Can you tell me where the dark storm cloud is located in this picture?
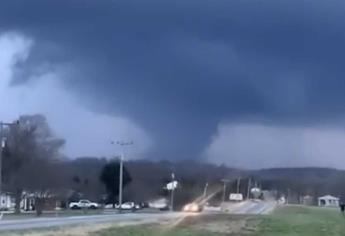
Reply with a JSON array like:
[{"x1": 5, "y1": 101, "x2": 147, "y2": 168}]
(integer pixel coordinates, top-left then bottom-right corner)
[{"x1": 2, "y1": 0, "x2": 345, "y2": 159}]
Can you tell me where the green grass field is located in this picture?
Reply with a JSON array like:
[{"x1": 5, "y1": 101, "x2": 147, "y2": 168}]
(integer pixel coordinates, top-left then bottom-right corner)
[
  {"x1": 93, "y1": 206, "x2": 345, "y2": 236},
  {"x1": 254, "y1": 205, "x2": 345, "y2": 236},
  {"x1": 93, "y1": 224, "x2": 220, "y2": 236},
  {"x1": 91, "y1": 214, "x2": 254, "y2": 236}
]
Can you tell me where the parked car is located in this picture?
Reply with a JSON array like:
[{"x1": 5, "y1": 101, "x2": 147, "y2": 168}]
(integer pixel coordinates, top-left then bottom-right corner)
[
  {"x1": 69, "y1": 200, "x2": 99, "y2": 210},
  {"x1": 139, "y1": 202, "x2": 149, "y2": 209},
  {"x1": 148, "y1": 198, "x2": 169, "y2": 211},
  {"x1": 104, "y1": 204, "x2": 115, "y2": 209},
  {"x1": 116, "y1": 202, "x2": 141, "y2": 211}
]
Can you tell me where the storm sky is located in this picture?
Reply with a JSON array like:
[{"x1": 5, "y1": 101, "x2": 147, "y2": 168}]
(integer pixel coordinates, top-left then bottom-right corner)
[{"x1": 2, "y1": 0, "x2": 345, "y2": 168}]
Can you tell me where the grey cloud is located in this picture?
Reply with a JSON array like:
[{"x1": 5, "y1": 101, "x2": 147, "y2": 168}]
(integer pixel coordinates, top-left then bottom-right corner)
[
  {"x1": 205, "y1": 123, "x2": 345, "y2": 169},
  {"x1": 0, "y1": 33, "x2": 152, "y2": 158},
  {"x1": 1, "y1": 1, "x2": 345, "y2": 162}
]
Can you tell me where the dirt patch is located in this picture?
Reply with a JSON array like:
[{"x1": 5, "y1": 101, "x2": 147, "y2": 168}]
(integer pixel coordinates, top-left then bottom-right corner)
[
  {"x1": 195, "y1": 219, "x2": 247, "y2": 234},
  {"x1": 159, "y1": 214, "x2": 260, "y2": 235},
  {"x1": 192, "y1": 215, "x2": 259, "y2": 234}
]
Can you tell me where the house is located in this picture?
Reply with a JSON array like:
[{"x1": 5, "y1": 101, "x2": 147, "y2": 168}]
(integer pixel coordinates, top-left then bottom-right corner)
[
  {"x1": 318, "y1": 195, "x2": 339, "y2": 207},
  {"x1": 21, "y1": 191, "x2": 60, "y2": 211},
  {"x1": 21, "y1": 193, "x2": 36, "y2": 211},
  {"x1": 0, "y1": 193, "x2": 14, "y2": 210}
]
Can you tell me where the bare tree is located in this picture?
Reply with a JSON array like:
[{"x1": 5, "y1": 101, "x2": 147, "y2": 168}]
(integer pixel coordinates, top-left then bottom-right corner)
[{"x1": 3, "y1": 114, "x2": 64, "y2": 215}]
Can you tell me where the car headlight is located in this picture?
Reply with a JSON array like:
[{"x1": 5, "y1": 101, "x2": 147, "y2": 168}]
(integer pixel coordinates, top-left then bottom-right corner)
[
  {"x1": 190, "y1": 204, "x2": 199, "y2": 212},
  {"x1": 183, "y1": 205, "x2": 190, "y2": 211}
]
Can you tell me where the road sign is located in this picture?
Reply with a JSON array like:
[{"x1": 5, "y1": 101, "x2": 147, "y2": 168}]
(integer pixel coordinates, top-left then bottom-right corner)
[
  {"x1": 166, "y1": 181, "x2": 178, "y2": 190},
  {"x1": 230, "y1": 193, "x2": 243, "y2": 201}
]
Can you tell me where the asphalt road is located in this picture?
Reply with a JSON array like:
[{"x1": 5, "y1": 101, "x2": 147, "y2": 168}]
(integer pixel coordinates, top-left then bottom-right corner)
[
  {"x1": 232, "y1": 201, "x2": 276, "y2": 214},
  {"x1": 0, "y1": 201, "x2": 276, "y2": 231},
  {"x1": 214, "y1": 200, "x2": 277, "y2": 215}
]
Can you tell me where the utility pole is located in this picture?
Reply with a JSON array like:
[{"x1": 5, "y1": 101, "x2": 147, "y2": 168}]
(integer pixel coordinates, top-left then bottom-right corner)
[
  {"x1": 221, "y1": 179, "x2": 230, "y2": 203},
  {"x1": 170, "y1": 172, "x2": 175, "y2": 211},
  {"x1": 112, "y1": 140, "x2": 133, "y2": 213},
  {"x1": 118, "y1": 154, "x2": 123, "y2": 213},
  {"x1": 203, "y1": 182, "x2": 209, "y2": 198},
  {"x1": 246, "y1": 178, "x2": 251, "y2": 200},
  {"x1": 236, "y1": 177, "x2": 241, "y2": 194},
  {"x1": 0, "y1": 122, "x2": 3, "y2": 199}
]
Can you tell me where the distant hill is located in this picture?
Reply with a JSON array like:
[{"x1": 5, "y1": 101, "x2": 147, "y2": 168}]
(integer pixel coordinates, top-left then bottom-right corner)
[
  {"x1": 255, "y1": 167, "x2": 344, "y2": 179},
  {"x1": 65, "y1": 157, "x2": 345, "y2": 205}
]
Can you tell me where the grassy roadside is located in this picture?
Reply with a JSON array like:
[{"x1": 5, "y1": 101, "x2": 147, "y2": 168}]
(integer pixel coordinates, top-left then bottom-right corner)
[
  {"x1": 92, "y1": 224, "x2": 217, "y2": 236},
  {"x1": 1, "y1": 205, "x2": 344, "y2": 236},
  {"x1": 93, "y1": 206, "x2": 345, "y2": 236},
  {"x1": 0, "y1": 214, "x2": 257, "y2": 236},
  {"x1": 91, "y1": 214, "x2": 257, "y2": 236},
  {"x1": 253, "y1": 205, "x2": 345, "y2": 236},
  {"x1": 0, "y1": 209, "x2": 105, "y2": 220}
]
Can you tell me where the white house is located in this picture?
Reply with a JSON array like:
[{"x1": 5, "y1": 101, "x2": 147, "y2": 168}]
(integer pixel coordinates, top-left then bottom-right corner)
[
  {"x1": 0, "y1": 193, "x2": 14, "y2": 210},
  {"x1": 318, "y1": 195, "x2": 339, "y2": 207}
]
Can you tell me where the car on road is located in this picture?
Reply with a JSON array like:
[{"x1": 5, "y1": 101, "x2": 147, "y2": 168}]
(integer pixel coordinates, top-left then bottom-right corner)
[
  {"x1": 69, "y1": 200, "x2": 99, "y2": 210},
  {"x1": 183, "y1": 203, "x2": 203, "y2": 212}
]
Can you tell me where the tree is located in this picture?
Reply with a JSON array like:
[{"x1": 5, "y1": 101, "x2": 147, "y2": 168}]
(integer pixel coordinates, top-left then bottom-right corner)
[
  {"x1": 62, "y1": 157, "x2": 108, "y2": 201},
  {"x1": 3, "y1": 114, "x2": 65, "y2": 215},
  {"x1": 100, "y1": 161, "x2": 132, "y2": 207}
]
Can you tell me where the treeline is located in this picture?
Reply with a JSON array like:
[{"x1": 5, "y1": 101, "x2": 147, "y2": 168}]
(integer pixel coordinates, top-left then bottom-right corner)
[
  {"x1": 255, "y1": 168, "x2": 345, "y2": 204},
  {"x1": 54, "y1": 158, "x2": 345, "y2": 207}
]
